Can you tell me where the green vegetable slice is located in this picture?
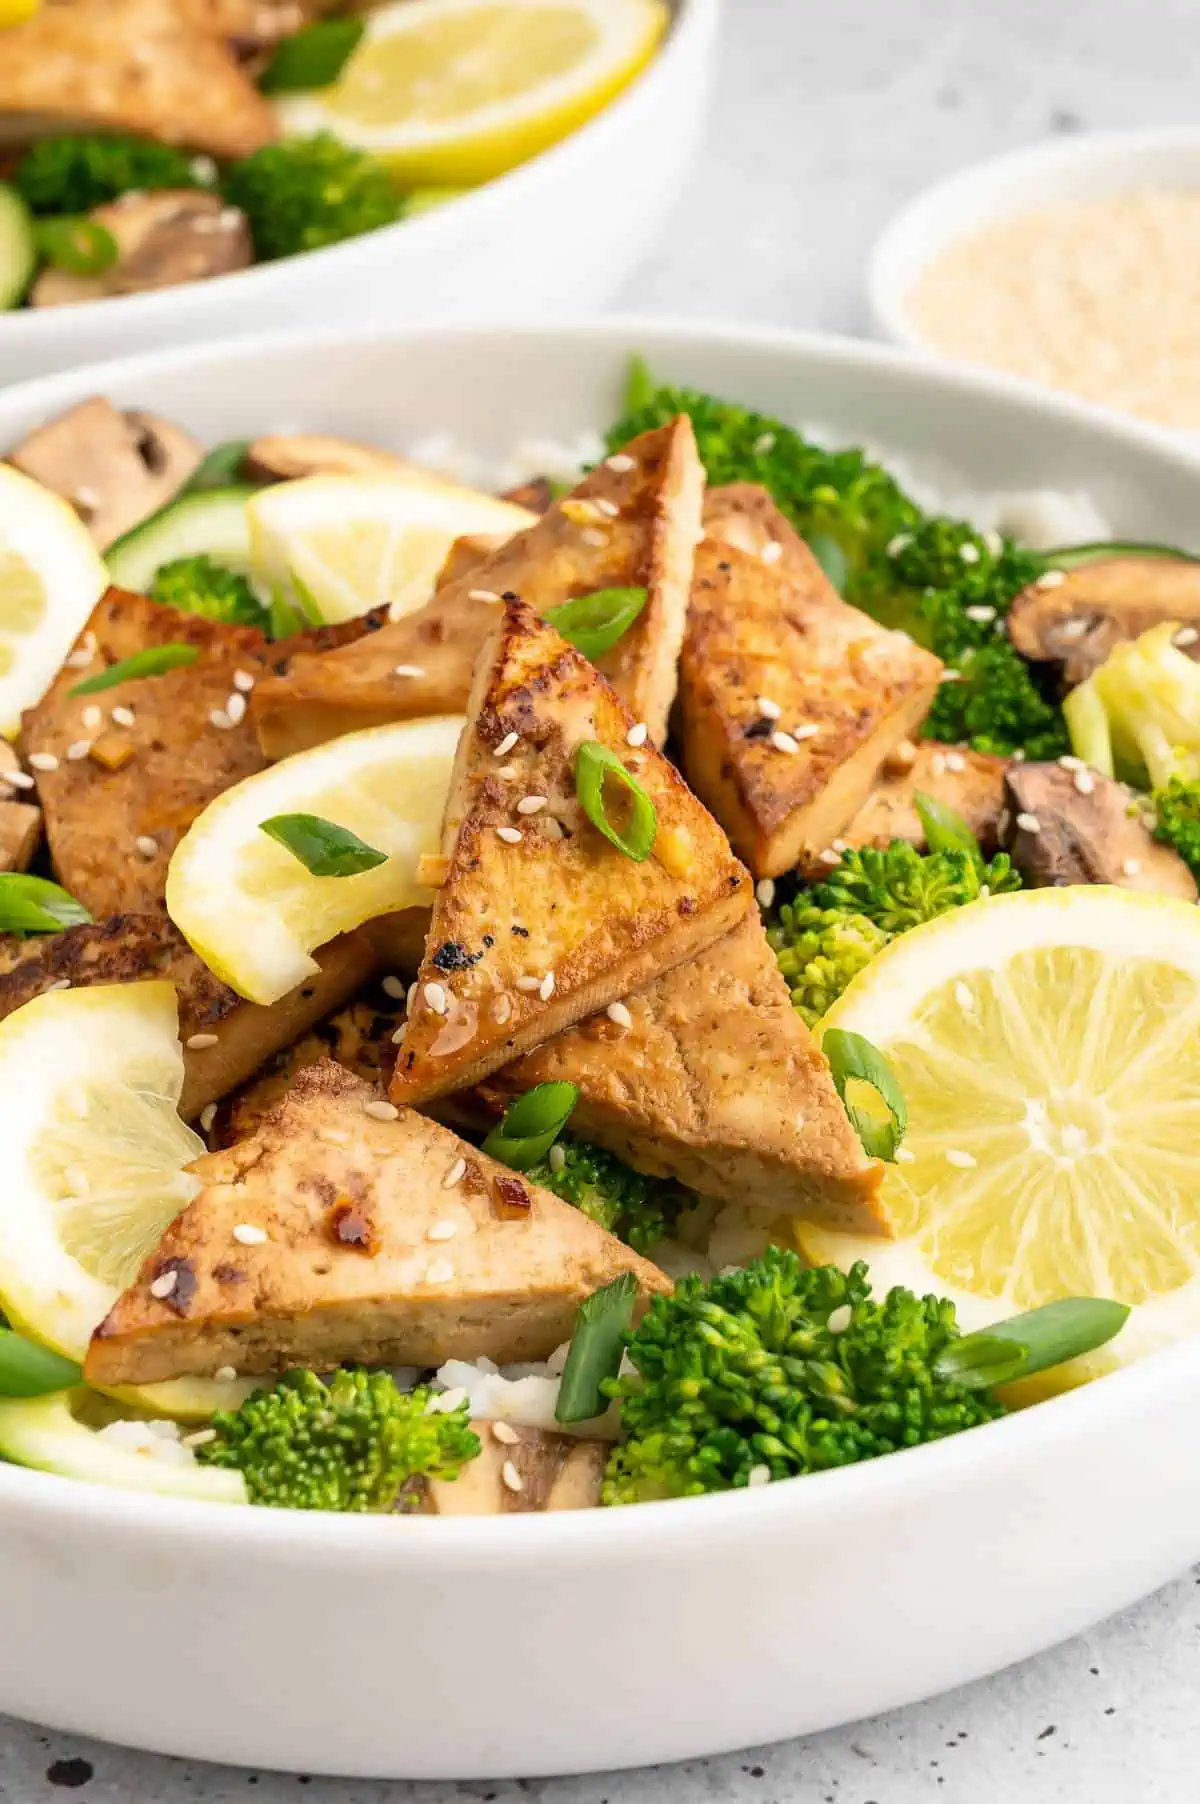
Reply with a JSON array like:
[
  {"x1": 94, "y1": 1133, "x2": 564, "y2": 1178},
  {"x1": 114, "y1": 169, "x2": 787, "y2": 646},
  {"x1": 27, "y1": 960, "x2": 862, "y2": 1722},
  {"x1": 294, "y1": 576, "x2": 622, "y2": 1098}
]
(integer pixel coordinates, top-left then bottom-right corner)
[
  {"x1": 545, "y1": 587, "x2": 647, "y2": 659},
  {"x1": 259, "y1": 17, "x2": 366, "y2": 92},
  {"x1": 181, "y1": 441, "x2": 253, "y2": 496},
  {"x1": 823, "y1": 1028, "x2": 907, "y2": 1161},
  {"x1": 1044, "y1": 539, "x2": 1200, "y2": 571},
  {"x1": 574, "y1": 740, "x2": 657, "y2": 861},
  {"x1": 807, "y1": 531, "x2": 848, "y2": 591},
  {"x1": 0, "y1": 874, "x2": 92, "y2": 936},
  {"x1": 34, "y1": 216, "x2": 117, "y2": 275},
  {"x1": 914, "y1": 790, "x2": 980, "y2": 861},
  {"x1": 0, "y1": 1328, "x2": 81, "y2": 1399},
  {"x1": 0, "y1": 184, "x2": 37, "y2": 311},
  {"x1": 258, "y1": 813, "x2": 388, "y2": 877},
  {"x1": 482, "y1": 1082, "x2": 578, "y2": 1171},
  {"x1": 934, "y1": 1298, "x2": 1129, "y2": 1389},
  {"x1": 556, "y1": 1273, "x2": 638, "y2": 1425},
  {"x1": 71, "y1": 643, "x2": 200, "y2": 694}
]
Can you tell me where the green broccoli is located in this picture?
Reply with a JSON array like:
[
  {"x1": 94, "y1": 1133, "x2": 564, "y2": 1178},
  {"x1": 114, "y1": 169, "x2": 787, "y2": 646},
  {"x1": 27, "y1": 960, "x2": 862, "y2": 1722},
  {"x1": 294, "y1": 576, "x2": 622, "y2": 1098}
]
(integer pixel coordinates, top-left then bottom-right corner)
[
  {"x1": 863, "y1": 518, "x2": 1045, "y2": 656},
  {"x1": 601, "y1": 1250, "x2": 1004, "y2": 1502},
  {"x1": 148, "y1": 555, "x2": 269, "y2": 629},
  {"x1": 1064, "y1": 620, "x2": 1200, "y2": 790},
  {"x1": 1150, "y1": 776, "x2": 1200, "y2": 878},
  {"x1": 526, "y1": 1137, "x2": 687, "y2": 1254},
  {"x1": 766, "y1": 903, "x2": 889, "y2": 1026},
  {"x1": 15, "y1": 133, "x2": 203, "y2": 216},
  {"x1": 222, "y1": 134, "x2": 403, "y2": 262},
  {"x1": 924, "y1": 640, "x2": 1070, "y2": 762},
  {"x1": 196, "y1": 1368, "x2": 480, "y2": 1511},
  {"x1": 811, "y1": 840, "x2": 1022, "y2": 936}
]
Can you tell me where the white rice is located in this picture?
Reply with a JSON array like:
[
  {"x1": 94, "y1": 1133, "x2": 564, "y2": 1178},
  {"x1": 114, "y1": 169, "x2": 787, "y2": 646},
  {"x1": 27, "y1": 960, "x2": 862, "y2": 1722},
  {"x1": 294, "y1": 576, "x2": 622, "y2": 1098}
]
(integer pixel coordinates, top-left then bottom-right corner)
[
  {"x1": 433, "y1": 1347, "x2": 626, "y2": 1440},
  {"x1": 97, "y1": 1417, "x2": 197, "y2": 1467}
]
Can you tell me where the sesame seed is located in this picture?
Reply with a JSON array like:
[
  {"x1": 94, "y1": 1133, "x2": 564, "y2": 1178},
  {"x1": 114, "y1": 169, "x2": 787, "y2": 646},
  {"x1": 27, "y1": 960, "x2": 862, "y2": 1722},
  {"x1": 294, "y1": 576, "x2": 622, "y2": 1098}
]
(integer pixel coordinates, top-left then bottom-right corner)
[
  {"x1": 494, "y1": 731, "x2": 519, "y2": 757},
  {"x1": 818, "y1": 848, "x2": 841, "y2": 866},
  {"x1": 64, "y1": 649, "x2": 92, "y2": 669},
  {"x1": 1176, "y1": 626, "x2": 1200, "y2": 648},
  {"x1": 606, "y1": 1000, "x2": 633, "y2": 1029},
  {"x1": 792, "y1": 723, "x2": 820, "y2": 741},
  {"x1": 233, "y1": 1223, "x2": 267, "y2": 1245},
  {"x1": 605, "y1": 453, "x2": 635, "y2": 472},
  {"x1": 1122, "y1": 857, "x2": 1142, "y2": 876},
  {"x1": 582, "y1": 527, "x2": 608, "y2": 547},
  {"x1": 827, "y1": 1305, "x2": 852, "y2": 1335},
  {"x1": 895, "y1": 1145, "x2": 916, "y2": 1164},
  {"x1": 150, "y1": 1271, "x2": 178, "y2": 1299},
  {"x1": 186, "y1": 1032, "x2": 219, "y2": 1050},
  {"x1": 496, "y1": 825, "x2": 523, "y2": 845},
  {"x1": 233, "y1": 669, "x2": 255, "y2": 692},
  {"x1": 1035, "y1": 569, "x2": 1066, "y2": 590},
  {"x1": 500, "y1": 1459, "x2": 524, "y2": 1493},
  {"x1": 214, "y1": 1366, "x2": 238, "y2": 1383},
  {"x1": 1057, "y1": 618, "x2": 1087, "y2": 639},
  {"x1": 469, "y1": 589, "x2": 502, "y2": 604},
  {"x1": 1016, "y1": 811, "x2": 1042, "y2": 834},
  {"x1": 517, "y1": 794, "x2": 547, "y2": 815},
  {"x1": 135, "y1": 835, "x2": 158, "y2": 858},
  {"x1": 954, "y1": 981, "x2": 975, "y2": 1010},
  {"x1": 548, "y1": 1143, "x2": 567, "y2": 1174},
  {"x1": 184, "y1": 1427, "x2": 218, "y2": 1448},
  {"x1": 594, "y1": 497, "x2": 620, "y2": 517},
  {"x1": 931, "y1": 752, "x2": 947, "y2": 776},
  {"x1": 1074, "y1": 769, "x2": 1095, "y2": 795},
  {"x1": 945, "y1": 1148, "x2": 977, "y2": 1169},
  {"x1": 428, "y1": 1220, "x2": 458, "y2": 1241},
  {"x1": 1058, "y1": 754, "x2": 1084, "y2": 771},
  {"x1": 111, "y1": 705, "x2": 135, "y2": 728},
  {"x1": 363, "y1": 1098, "x2": 400, "y2": 1121},
  {"x1": 66, "y1": 740, "x2": 93, "y2": 761},
  {"x1": 756, "y1": 697, "x2": 782, "y2": 720},
  {"x1": 626, "y1": 721, "x2": 649, "y2": 748},
  {"x1": 424, "y1": 982, "x2": 448, "y2": 1015},
  {"x1": 945, "y1": 751, "x2": 966, "y2": 772},
  {"x1": 443, "y1": 1158, "x2": 467, "y2": 1189},
  {"x1": 6, "y1": 769, "x2": 33, "y2": 790},
  {"x1": 381, "y1": 975, "x2": 406, "y2": 1000},
  {"x1": 516, "y1": 974, "x2": 541, "y2": 993},
  {"x1": 28, "y1": 752, "x2": 59, "y2": 772},
  {"x1": 493, "y1": 993, "x2": 512, "y2": 1024},
  {"x1": 959, "y1": 543, "x2": 981, "y2": 564},
  {"x1": 539, "y1": 971, "x2": 556, "y2": 1000},
  {"x1": 200, "y1": 1103, "x2": 217, "y2": 1133},
  {"x1": 756, "y1": 878, "x2": 776, "y2": 908},
  {"x1": 747, "y1": 1465, "x2": 771, "y2": 1487},
  {"x1": 392, "y1": 664, "x2": 425, "y2": 677},
  {"x1": 491, "y1": 1420, "x2": 520, "y2": 1444},
  {"x1": 495, "y1": 764, "x2": 518, "y2": 780},
  {"x1": 426, "y1": 1259, "x2": 455, "y2": 1285},
  {"x1": 45, "y1": 978, "x2": 71, "y2": 993},
  {"x1": 319, "y1": 1126, "x2": 350, "y2": 1145},
  {"x1": 964, "y1": 604, "x2": 995, "y2": 623},
  {"x1": 886, "y1": 533, "x2": 912, "y2": 557},
  {"x1": 753, "y1": 431, "x2": 776, "y2": 455},
  {"x1": 760, "y1": 539, "x2": 783, "y2": 565},
  {"x1": 209, "y1": 709, "x2": 233, "y2": 730},
  {"x1": 771, "y1": 730, "x2": 800, "y2": 755},
  {"x1": 81, "y1": 705, "x2": 102, "y2": 731},
  {"x1": 226, "y1": 692, "x2": 247, "y2": 725},
  {"x1": 831, "y1": 838, "x2": 849, "y2": 853}
]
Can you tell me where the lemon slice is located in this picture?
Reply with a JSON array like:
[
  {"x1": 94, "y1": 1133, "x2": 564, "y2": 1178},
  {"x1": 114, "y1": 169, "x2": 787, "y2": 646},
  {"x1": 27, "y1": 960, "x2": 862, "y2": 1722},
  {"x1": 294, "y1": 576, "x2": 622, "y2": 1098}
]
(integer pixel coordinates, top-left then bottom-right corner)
[
  {"x1": 0, "y1": 465, "x2": 107, "y2": 737},
  {"x1": 797, "y1": 886, "x2": 1200, "y2": 1392},
  {"x1": 167, "y1": 716, "x2": 464, "y2": 1005},
  {"x1": 277, "y1": 0, "x2": 669, "y2": 186},
  {"x1": 247, "y1": 471, "x2": 534, "y2": 626}
]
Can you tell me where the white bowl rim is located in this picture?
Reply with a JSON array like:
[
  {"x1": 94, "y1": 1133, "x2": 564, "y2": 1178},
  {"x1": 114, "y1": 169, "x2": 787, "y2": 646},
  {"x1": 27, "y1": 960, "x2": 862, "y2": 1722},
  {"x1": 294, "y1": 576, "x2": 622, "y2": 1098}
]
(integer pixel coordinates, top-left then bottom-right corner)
[
  {"x1": 869, "y1": 124, "x2": 1200, "y2": 353},
  {"x1": 0, "y1": 0, "x2": 711, "y2": 344},
  {"x1": 1, "y1": 310, "x2": 1199, "y2": 1559}
]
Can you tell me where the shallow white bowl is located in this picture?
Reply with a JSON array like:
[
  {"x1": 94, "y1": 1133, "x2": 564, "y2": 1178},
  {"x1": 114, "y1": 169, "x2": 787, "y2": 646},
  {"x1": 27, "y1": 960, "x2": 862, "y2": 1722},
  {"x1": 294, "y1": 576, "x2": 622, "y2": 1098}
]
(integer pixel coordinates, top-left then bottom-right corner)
[
  {"x1": 0, "y1": 0, "x2": 715, "y2": 388},
  {"x1": 870, "y1": 127, "x2": 1200, "y2": 361},
  {"x1": 2, "y1": 319, "x2": 1200, "y2": 1779}
]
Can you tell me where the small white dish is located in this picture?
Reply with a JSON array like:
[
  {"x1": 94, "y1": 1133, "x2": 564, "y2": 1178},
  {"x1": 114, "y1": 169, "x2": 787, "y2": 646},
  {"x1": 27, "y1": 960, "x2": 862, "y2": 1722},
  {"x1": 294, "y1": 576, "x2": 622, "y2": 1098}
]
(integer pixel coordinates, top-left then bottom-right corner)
[
  {"x1": 870, "y1": 128, "x2": 1200, "y2": 360},
  {"x1": 1, "y1": 319, "x2": 1200, "y2": 1778},
  {"x1": 0, "y1": 0, "x2": 716, "y2": 388}
]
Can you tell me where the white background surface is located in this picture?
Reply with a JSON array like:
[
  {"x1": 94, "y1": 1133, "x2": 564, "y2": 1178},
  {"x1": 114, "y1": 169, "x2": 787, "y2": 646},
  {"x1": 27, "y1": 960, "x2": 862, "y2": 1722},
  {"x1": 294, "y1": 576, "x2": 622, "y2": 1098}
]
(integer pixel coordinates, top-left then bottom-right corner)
[{"x1": 3, "y1": 0, "x2": 1199, "y2": 1797}]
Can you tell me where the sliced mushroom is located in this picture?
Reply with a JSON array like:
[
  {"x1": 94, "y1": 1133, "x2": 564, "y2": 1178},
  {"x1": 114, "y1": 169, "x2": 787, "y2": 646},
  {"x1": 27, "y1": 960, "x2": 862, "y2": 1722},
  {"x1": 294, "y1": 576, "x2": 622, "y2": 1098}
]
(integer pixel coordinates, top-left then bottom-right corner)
[
  {"x1": 1002, "y1": 763, "x2": 1197, "y2": 899},
  {"x1": 1007, "y1": 559, "x2": 1200, "y2": 685},
  {"x1": 417, "y1": 1422, "x2": 607, "y2": 1515},
  {"x1": 7, "y1": 397, "x2": 203, "y2": 549},
  {"x1": 243, "y1": 434, "x2": 424, "y2": 484},
  {"x1": 30, "y1": 191, "x2": 252, "y2": 311}
]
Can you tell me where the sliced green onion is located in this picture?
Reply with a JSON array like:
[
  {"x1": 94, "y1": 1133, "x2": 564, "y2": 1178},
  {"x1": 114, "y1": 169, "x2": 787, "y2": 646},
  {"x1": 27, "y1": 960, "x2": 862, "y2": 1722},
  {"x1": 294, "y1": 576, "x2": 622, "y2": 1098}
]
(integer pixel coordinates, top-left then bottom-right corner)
[
  {"x1": 914, "y1": 790, "x2": 980, "y2": 861},
  {"x1": 0, "y1": 1328, "x2": 81, "y2": 1398},
  {"x1": 807, "y1": 531, "x2": 847, "y2": 591},
  {"x1": 71, "y1": 643, "x2": 200, "y2": 695},
  {"x1": 623, "y1": 354, "x2": 655, "y2": 414},
  {"x1": 35, "y1": 216, "x2": 118, "y2": 276},
  {"x1": 546, "y1": 587, "x2": 647, "y2": 660},
  {"x1": 555, "y1": 1273, "x2": 638, "y2": 1425},
  {"x1": 482, "y1": 1082, "x2": 578, "y2": 1172},
  {"x1": 574, "y1": 740, "x2": 657, "y2": 862},
  {"x1": 0, "y1": 874, "x2": 92, "y2": 937},
  {"x1": 181, "y1": 440, "x2": 251, "y2": 495},
  {"x1": 823, "y1": 1028, "x2": 907, "y2": 1161},
  {"x1": 267, "y1": 588, "x2": 307, "y2": 640},
  {"x1": 258, "y1": 17, "x2": 366, "y2": 92},
  {"x1": 259, "y1": 813, "x2": 387, "y2": 877},
  {"x1": 1042, "y1": 539, "x2": 1200, "y2": 571},
  {"x1": 934, "y1": 1298, "x2": 1129, "y2": 1391}
]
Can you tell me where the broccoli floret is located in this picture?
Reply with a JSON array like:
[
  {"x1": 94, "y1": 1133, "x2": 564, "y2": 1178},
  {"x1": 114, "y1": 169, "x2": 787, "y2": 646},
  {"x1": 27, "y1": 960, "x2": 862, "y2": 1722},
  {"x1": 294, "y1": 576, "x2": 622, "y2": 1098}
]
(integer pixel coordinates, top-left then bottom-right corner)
[
  {"x1": 526, "y1": 1136, "x2": 686, "y2": 1254},
  {"x1": 222, "y1": 134, "x2": 403, "y2": 262},
  {"x1": 196, "y1": 1368, "x2": 480, "y2": 1511},
  {"x1": 924, "y1": 639, "x2": 1070, "y2": 761},
  {"x1": 865, "y1": 519, "x2": 1045, "y2": 655},
  {"x1": 766, "y1": 903, "x2": 889, "y2": 1026},
  {"x1": 15, "y1": 133, "x2": 203, "y2": 215},
  {"x1": 812, "y1": 841, "x2": 1021, "y2": 936},
  {"x1": 1151, "y1": 776, "x2": 1200, "y2": 877},
  {"x1": 602, "y1": 1250, "x2": 1003, "y2": 1502},
  {"x1": 1064, "y1": 621, "x2": 1200, "y2": 790},
  {"x1": 148, "y1": 555, "x2": 269, "y2": 628}
]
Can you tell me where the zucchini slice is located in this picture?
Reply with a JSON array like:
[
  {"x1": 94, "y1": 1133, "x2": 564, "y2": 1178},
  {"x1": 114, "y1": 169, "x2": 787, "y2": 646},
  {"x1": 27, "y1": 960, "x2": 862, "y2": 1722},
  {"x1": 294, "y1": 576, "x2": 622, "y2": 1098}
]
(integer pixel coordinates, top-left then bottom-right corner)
[
  {"x1": 0, "y1": 184, "x2": 36, "y2": 312},
  {"x1": 105, "y1": 485, "x2": 257, "y2": 592},
  {"x1": 0, "y1": 1391, "x2": 246, "y2": 1503}
]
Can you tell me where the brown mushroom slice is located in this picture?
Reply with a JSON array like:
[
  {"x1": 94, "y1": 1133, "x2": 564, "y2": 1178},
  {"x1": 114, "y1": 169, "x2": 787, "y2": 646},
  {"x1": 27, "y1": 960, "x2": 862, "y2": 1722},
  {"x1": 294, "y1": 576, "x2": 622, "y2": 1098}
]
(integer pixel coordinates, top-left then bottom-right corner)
[
  {"x1": 243, "y1": 434, "x2": 430, "y2": 484},
  {"x1": 7, "y1": 398, "x2": 203, "y2": 549},
  {"x1": 30, "y1": 191, "x2": 252, "y2": 311},
  {"x1": 1007, "y1": 557, "x2": 1200, "y2": 686},
  {"x1": 419, "y1": 1423, "x2": 607, "y2": 1514},
  {"x1": 1002, "y1": 763, "x2": 1197, "y2": 899}
]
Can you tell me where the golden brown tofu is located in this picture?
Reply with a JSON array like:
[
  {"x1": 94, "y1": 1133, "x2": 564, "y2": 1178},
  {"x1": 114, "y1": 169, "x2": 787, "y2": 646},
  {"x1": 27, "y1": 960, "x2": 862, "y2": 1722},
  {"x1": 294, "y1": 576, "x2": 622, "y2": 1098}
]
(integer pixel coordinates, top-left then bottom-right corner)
[
  {"x1": 390, "y1": 599, "x2": 752, "y2": 1105},
  {"x1": 20, "y1": 588, "x2": 268, "y2": 918},
  {"x1": 678, "y1": 537, "x2": 943, "y2": 877},
  {"x1": 419, "y1": 1424, "x2": 606, "y2": 1514},
  {"x1": 84, "y1": 1061, "x2": 670, "y2": 1387},
  {"x1": 0, "y1": 914, "x2": 379, "y2": 1120},
  {"x1": 0, "y1": 801, "x2": 40, "y2": 872},
  {"x1": 478, "y1": 914, "x2": 889, "y2": 1232},
  {"x1": 250, "y1": 419, "x2": 704, "y2": 759},
  {"x1": 798, "y1": 740, "x2": 1010, "y2": 873},
  {"x1": 0, "y1": 0, "x2": 278, "y2": 158}
]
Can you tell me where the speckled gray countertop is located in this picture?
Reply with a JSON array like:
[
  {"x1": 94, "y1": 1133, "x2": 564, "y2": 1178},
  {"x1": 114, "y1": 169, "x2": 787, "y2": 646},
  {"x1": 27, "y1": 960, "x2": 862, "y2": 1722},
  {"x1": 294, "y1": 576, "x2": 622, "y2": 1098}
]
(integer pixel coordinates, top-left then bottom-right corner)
[{"x1": 4, "y1": 0, "x2": 1199, "y2": 1798}]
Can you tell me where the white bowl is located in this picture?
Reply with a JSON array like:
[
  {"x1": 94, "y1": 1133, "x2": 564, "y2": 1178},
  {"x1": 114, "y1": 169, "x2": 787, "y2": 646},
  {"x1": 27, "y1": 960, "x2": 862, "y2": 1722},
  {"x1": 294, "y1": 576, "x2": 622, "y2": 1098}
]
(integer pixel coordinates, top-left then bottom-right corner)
[
  {"x1": 0, "y1": 0, "x2": 715, "y2": 388},
  {"x1": 2, "y1": 319, "x2": 1200, "y2": 1779},
  {"x1": 870, "y1": 128, "x2": 1200, "y2": 361}
]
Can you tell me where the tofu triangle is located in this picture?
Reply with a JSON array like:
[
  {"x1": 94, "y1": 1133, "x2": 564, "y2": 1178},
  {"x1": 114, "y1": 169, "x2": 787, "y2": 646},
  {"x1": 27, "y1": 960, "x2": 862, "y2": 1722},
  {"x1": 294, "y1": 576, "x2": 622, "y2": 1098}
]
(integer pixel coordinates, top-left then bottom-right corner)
[
  {"x1": 476, "y1": 914, "x2": 892, "y2": 1234},
  {"x1": 84, "y1": 1061, "x2": 670, "y2": 1388},
  {"x1": 390, "y1": 598, "x2": 753, "y2": 1105},
  {"x1": 250, "y1": 418, "x2": 704, "y2": 759}
]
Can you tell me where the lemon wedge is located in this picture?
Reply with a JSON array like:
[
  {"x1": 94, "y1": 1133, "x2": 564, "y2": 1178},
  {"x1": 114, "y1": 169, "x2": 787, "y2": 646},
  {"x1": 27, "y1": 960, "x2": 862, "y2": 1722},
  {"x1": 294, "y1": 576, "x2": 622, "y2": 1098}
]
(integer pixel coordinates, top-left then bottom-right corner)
[
  {"x1": 0, "y1": 982, "x2": 245, "y2": 1420},
  {"x1": 167, "y1": 716, "x2": 463, "y2": 1005},
  {"x1": 277, "y1": 0, "x2": 669, "y2": 187},
  {"x1": 247, "y1": 470, "x2": 534, "y2": 625},
  {"x1": 797, "y1": 886, "x2": 1200, "y2": 1391},
  {"x1": 0, "y1": 465, "x2": 107, "y2": 736}
]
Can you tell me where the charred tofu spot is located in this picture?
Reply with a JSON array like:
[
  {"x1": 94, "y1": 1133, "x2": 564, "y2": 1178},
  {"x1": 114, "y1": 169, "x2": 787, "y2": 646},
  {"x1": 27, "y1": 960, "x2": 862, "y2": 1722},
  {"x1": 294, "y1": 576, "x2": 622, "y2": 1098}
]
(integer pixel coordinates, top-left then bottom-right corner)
[
  {"x1": 156, "y1": 1256, "x2": 197, "y2": 1316},
  {"x1": 211, "y1": 1262, "x2": 247, "y2": 1285},
  {"x1": 329, "y1": 1198, "x2": 379, "y2": 1254},
  {"x1": 491, "y1": 1173, "x2": 533, "y2": 1219},
  {"x1": 431, "y1": 940, "x2": 481, "y2": 973}
]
